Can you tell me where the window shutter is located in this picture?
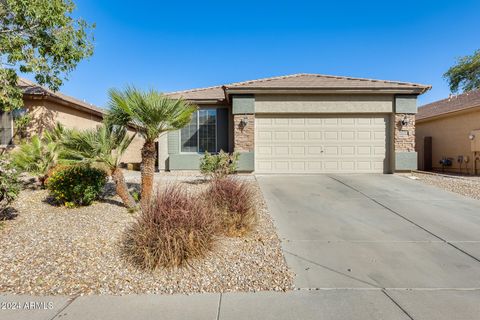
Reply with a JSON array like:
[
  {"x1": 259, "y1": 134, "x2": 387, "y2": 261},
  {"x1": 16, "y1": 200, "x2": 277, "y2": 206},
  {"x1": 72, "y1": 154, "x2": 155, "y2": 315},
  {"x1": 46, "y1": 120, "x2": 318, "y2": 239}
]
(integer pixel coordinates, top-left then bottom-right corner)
[
  {"x1": 0, "y1": 111, "x2": 13, "y2": 145},
  {"x1": 216, "y1": 108, "x2": 229, "y2": 152}
]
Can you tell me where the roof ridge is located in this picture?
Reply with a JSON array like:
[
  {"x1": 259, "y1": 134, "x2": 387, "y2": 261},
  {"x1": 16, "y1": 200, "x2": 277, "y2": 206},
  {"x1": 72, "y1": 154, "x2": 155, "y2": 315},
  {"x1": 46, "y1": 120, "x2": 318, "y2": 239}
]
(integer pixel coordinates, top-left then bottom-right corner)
[
  {"x1": 226, "y1": 73, "x2": 425, "y2": 88},
  {"x1": 167, "y1": 74, "x2": 310, "y2": 95},
  {"x1": 225, "y1": 73, "x2": 309, "y2": 87},
  {"x1": 166, "y1": 73, "x2": 430, "y2": 95},
  {"x1": 310, "y1": 73, "x2": 425, "y2": 87},
  {"x1": 166, "y1": 84, "x2": 225, "y2": 95}
]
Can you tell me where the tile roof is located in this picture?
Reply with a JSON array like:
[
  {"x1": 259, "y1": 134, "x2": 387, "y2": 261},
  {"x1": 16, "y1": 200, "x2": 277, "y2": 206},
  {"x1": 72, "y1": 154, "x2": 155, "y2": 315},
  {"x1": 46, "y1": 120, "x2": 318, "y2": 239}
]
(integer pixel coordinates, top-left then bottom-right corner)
[
  {"x1": 166, "y1": 85, "x2": 225, "y2": 100},
  {"x1": 167, "y1": 73, "x2": 430, "y2": 101},
  {"x1": 416, "y1": 89, "x2": 480, "y2": 121},
  {"x1": 18, "y1": 78, "x2": 106, "y2": 116}
]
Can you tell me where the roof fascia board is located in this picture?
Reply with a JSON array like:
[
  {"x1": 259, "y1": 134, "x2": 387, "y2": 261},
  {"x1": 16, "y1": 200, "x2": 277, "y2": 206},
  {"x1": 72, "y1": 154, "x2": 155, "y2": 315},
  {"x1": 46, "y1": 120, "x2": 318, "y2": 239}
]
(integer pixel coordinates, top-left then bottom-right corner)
[
  {"x1": 24, "y1": 93, "x2": 105, "y2": 117},
  {"x1": 225, "y1": 88, "x2": 427, "y2": 95}
]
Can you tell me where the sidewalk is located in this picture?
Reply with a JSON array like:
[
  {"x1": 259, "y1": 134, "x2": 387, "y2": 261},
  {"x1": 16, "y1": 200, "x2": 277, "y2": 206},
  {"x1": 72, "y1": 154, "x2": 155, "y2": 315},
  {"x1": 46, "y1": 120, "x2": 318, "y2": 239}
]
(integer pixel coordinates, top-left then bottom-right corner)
[{"x1": 3, "y1": 289, "x2": 480, "y2": 320}]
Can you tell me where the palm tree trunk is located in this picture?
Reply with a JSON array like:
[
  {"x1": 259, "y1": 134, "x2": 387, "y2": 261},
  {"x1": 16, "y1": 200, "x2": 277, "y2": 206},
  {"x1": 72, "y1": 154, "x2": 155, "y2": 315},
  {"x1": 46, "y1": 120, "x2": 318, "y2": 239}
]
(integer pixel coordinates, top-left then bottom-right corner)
[
  {"x1": 112, "y1": 167, "x2": 136, "y2": 209},
  {"x1": 140, "y1": 140, "x2": 156, "y2": 209}
]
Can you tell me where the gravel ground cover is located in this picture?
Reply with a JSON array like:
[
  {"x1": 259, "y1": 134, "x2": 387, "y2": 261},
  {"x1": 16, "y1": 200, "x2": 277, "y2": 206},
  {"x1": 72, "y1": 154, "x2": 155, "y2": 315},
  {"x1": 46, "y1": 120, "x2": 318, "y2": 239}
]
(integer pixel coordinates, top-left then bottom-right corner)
[
  {"x1": 0, "y1": 174, "x2": 293, "y2": 295},
  {"x1": 401, "y1": 171, "x2": 480, "y2": 200}
]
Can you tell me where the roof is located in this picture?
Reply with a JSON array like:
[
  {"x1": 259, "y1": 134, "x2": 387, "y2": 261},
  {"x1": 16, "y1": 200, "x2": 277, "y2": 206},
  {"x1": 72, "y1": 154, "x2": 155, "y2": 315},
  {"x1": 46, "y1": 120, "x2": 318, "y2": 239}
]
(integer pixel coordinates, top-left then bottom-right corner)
[
  {"x1": 417, "y1": 89, "x2": 480, "y2": 121},
  {"x1": 167, "y1": 73, "x2": 431, "y2": 101},
  {"x1": 18, "y1": 78, "x2": 106, "y2": 116}
]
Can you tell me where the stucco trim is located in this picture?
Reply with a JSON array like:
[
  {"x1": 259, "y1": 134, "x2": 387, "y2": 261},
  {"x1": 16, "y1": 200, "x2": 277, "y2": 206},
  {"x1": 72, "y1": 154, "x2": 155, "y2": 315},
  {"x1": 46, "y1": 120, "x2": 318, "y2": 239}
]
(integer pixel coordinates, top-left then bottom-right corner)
[
  {"x1": 238, "y1": 152, "x2": 254, "y2": 172},
  {"x1": 168, "y1": 153, "x2": 203, "y2": 170},
  {"x1": 254, "y1": 94, "x2": 394, "y2": 114},
  {"x1": 395, "y1": 151, "x2": 418, "y2": 171},
  {"x1": 232, "y1": 95, "x2": 255, "y2": 114},
  {"x1": 395, "y1": 95, "x2": 417, "y2": 114}
]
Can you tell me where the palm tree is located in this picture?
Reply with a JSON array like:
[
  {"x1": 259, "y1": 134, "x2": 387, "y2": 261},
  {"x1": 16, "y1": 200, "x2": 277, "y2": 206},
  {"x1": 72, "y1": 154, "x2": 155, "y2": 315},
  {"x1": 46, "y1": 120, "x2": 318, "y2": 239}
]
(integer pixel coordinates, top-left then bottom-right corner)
[
  {"x1": 60, "y1": 125, "x2": 137, "y2": 209},
  {"x1": 11, "y1": 123, "x2": 66, "y2": 185},
  {"x1": 105, "y1": 87, "x2": 196, "y2": 208}
]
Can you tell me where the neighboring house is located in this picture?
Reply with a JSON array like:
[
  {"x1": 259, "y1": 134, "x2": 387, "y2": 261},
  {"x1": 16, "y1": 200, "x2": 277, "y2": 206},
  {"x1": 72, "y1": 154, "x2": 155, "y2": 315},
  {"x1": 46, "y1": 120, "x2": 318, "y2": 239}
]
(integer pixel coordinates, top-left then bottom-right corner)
[
  {"x1": 416, "y1": 89, "x2": 480, "y2": 175},
  {"x1": 162, "y1": 73, "x2": 430, "y2": 173},
  {"x1": 0, "y1": 78, "x2": 144, "y2": 164}
]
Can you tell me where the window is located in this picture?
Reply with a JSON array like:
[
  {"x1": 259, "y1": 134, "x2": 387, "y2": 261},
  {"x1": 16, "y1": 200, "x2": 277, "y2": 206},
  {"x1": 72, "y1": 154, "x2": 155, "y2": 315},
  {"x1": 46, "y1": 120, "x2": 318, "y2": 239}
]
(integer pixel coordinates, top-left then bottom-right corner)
[
  {"x1": 181, "y1": 109, "x2": 217, "y2": 153},
  {"x1": 0, "y1": 111, "x2": 13, "y2": 146}
]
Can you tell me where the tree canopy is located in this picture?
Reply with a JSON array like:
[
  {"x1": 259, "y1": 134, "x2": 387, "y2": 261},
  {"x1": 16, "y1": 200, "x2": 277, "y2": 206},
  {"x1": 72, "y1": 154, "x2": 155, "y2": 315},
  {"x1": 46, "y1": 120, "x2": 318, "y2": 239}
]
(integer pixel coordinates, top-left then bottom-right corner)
[
  {"x1": 0, "y1": 0, "x2": 94, "y2": 111},
  {"x1": 443, "y1": 49, "x2": 480, "y2": 93}
]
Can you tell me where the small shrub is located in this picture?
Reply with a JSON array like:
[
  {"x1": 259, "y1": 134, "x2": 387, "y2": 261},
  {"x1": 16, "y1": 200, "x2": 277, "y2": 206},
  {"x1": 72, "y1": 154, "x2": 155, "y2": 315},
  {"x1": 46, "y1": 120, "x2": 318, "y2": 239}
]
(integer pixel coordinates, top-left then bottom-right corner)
[
  {"x1": 46, "y1": 165, "x2": 107, "y2": 207},
  {"x1": 0, "y1": 158, "x2": 20, "y2": 213},
  {"x1": 208, "y1": 177, "x2": 257, "y2": 236},
  {"x1": 122, "y1": 185, "x2": 217, "y2": 269},
  {"x1": 200, "y1": 150, "x2": 239, "y2": 179}
]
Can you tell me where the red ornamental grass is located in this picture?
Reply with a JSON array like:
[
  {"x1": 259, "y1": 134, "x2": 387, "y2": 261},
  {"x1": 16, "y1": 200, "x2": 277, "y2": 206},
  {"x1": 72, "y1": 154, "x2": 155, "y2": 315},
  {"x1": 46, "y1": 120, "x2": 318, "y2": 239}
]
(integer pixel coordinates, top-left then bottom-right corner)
[
  {"x1": 122, "y1": 184, "x2": 217, "y2": 269},
  {"x1": 208, "y1": 177, "x2": 257, "y2": 237}
]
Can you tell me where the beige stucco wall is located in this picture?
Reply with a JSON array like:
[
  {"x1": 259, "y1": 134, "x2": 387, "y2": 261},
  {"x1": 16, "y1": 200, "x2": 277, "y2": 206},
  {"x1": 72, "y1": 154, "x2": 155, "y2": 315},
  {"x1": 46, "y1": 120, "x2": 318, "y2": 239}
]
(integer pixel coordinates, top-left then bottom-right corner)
[
  {"x1": 23, "y1": 98, "x2": 143, "y2": 163},
  {"x1": 255, "y1": 94, "x2": 394, "y2": 113},
  {"x1": 416, "y1": 109, "x2": 480, "y2": 174}
]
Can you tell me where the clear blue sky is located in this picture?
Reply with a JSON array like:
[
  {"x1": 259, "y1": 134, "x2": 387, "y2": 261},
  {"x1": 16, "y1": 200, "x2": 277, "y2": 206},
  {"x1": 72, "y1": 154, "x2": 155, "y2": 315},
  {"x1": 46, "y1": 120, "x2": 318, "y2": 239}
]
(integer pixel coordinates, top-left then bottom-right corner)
[{"x1": 27, "y1": 0, "x2": 480, "y2": 108}]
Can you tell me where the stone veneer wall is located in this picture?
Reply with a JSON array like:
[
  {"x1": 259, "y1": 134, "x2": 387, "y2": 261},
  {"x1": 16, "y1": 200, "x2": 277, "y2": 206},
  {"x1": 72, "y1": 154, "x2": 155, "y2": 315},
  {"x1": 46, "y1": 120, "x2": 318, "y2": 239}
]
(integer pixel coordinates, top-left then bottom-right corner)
[
  {"x1": 233, "y1": 114, "x2": 255, "y2": 152},
  {"x1": 394, "y1": 114, "x2": 415, "y2": 152}
]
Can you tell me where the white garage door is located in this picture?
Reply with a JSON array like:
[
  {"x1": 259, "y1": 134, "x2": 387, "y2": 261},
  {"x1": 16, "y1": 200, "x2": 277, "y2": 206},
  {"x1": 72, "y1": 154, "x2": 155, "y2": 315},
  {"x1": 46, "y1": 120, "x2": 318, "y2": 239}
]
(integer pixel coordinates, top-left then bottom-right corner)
[{"x1": 255, "y1": 114, "x2": 389, "y2": 173}]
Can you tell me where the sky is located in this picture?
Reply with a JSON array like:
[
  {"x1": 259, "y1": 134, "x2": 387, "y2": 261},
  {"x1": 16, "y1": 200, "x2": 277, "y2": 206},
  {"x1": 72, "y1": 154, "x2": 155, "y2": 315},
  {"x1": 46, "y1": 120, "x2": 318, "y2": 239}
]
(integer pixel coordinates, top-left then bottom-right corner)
[{"x1": 24, "y1": 0, "x2": 480, "y2": 108}]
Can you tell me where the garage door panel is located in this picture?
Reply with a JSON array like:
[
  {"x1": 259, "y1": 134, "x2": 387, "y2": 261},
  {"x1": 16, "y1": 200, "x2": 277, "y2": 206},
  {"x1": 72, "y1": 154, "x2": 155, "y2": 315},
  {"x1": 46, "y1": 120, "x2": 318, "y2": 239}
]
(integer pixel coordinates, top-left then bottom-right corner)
[{"x1": 255, "y1": 114, "x2": 388, "y2": 173}]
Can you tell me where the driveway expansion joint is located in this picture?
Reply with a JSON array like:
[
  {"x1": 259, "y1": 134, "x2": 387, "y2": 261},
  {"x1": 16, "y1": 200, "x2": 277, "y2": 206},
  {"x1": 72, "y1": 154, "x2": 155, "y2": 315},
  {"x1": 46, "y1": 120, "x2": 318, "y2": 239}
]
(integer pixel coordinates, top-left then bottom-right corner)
[
  {"x1": 50, "y1": 295, "x2": 78, "y2": 320},
  {"x1": 284, "y1": 250, "x2": 380, "y2": 288},
  {"x1": 328, "y1": 175, "x2": 480, "y2": 265},
  {"x1": 381, "y1": 289, "x2": 415, "y2": 320},
  {"x1": 216, "y1": 293, "x2": 222, "y2": 320}
]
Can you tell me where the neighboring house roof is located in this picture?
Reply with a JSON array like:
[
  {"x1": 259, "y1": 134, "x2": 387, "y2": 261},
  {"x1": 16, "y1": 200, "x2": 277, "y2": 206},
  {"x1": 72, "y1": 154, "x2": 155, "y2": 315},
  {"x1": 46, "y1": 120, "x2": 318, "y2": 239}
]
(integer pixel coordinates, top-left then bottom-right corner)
[
  {"x1": 417, "y1": 89, "x2": 480, "y2": 122},
  {"x1": 167, "y1": 73, "x2": 431, "y2": 102},
  {"x1": 18, "y1": 78, "x2": 106, "y2": 117}
]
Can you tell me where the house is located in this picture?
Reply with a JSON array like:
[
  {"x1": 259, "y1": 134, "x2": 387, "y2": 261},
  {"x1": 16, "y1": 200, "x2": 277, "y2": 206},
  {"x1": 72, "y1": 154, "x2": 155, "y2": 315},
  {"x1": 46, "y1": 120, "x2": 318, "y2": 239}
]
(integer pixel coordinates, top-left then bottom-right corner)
[
  {"x1": 0, "y1": 78, "x2": 144, "y2": 164},
  {"x1": 416, "y1": 89, "x2": 480, "y2": 174},
  {"x1": 161, "y1": 73, "x2": 430, "y2": 173}
]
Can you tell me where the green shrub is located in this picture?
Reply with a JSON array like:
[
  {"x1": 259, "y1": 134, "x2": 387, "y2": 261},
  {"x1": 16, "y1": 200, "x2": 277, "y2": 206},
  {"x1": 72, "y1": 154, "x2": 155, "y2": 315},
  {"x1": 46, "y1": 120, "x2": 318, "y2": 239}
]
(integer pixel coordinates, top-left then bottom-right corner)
[
  {"x1": 0, "y1": 158, "x2": 20, "y2": 213},
  {"x1": 199, "y1": 150, "x2": 239, "y2": 179},
  {"x1": 46, "y1": 165, "x2": 107, "y2": 207}
]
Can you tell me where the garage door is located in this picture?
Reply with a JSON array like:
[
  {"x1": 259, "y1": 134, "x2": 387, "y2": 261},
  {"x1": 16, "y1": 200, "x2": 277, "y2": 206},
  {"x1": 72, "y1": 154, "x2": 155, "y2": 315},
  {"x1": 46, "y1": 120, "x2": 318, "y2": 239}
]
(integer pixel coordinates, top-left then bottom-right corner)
[{"x1": 255, "y1": 114, "x2": 389, "y2": 173}]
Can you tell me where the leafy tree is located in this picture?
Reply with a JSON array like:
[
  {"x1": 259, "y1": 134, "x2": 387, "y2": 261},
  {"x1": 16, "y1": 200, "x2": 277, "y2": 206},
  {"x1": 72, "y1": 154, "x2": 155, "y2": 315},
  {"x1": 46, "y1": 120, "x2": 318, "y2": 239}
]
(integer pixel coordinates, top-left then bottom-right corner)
[
  {"x1": 106, "y1": 87, "x2": 196, "y2": 208},
  {"x1": 60, "y1": 125, "x2": 137, "y2": 209},
  {"x1": 0, "y1": 0, "x2": 94, "y2": 111},
  {"x1": 444, "y1": 49, "x2": 480, "y2": 93}
]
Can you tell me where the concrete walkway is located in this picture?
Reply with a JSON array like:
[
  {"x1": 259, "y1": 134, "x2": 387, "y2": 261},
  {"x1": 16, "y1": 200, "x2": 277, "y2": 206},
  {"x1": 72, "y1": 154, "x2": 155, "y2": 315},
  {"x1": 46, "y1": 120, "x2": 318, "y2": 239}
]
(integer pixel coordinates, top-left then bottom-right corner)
[{"x1": 2, "y1": 174, "x2": 480, "y2": 319}]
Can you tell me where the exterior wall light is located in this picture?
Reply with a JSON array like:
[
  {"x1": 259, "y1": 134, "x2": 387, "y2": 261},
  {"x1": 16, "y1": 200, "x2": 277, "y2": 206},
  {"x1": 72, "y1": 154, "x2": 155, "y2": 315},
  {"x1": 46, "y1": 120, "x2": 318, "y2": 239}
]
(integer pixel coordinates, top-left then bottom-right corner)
[
  {"x1": 469, "y1": 133, "x2": 475, "y2": 140},
  {"x1": 239, "y1": 115, "x2": 249, "y2": 127},
  {"x1": 401, "y1": 115, "x2": 409, "y2": 126}
]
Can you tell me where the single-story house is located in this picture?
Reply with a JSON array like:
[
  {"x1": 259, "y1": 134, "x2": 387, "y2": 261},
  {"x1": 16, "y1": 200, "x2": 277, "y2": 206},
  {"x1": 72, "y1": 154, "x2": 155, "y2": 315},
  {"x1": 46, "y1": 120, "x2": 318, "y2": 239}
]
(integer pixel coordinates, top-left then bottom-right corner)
[
  {"x1": 0, "y1": 78, "x2": 144, "y2": 164},
  {"x1": 162, "y1": 73, "x2": 430, "y2": 173},
  {"x1": 416, "y1": 89, "x2": 480, "y2": 175}
]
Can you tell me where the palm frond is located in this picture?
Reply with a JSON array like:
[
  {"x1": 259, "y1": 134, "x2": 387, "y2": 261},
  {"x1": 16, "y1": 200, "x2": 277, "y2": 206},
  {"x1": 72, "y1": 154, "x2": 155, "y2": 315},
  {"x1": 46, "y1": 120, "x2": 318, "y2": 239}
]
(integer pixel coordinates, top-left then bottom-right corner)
[
  {"x1": 59, "y1": 124, "x2": 134, "y2": 170},
  {"x1": 105, "y1": 87, "x2": 197, "y2": 142}
]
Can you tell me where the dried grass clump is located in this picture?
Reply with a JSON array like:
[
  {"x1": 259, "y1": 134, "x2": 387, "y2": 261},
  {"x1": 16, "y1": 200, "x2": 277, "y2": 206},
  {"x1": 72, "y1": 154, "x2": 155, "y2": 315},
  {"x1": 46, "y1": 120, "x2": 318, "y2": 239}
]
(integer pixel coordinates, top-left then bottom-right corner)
[
  {"x1": 209, "y1": 177, "x2": 257, "y2": 237},
  {"x1": 123, "y1": 185, "x2": 217, "y2": 269}
]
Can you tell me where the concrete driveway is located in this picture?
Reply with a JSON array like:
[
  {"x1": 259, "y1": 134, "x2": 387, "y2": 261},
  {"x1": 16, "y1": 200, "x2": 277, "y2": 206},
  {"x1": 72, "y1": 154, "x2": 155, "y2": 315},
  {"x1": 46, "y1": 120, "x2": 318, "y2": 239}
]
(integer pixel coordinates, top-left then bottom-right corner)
[
  {"x1": 258, "y1": 174, "x2": 480, "y2": 319},
  {"x1": 3, "y1": 174, "x2": 480, "y2": 320}
]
